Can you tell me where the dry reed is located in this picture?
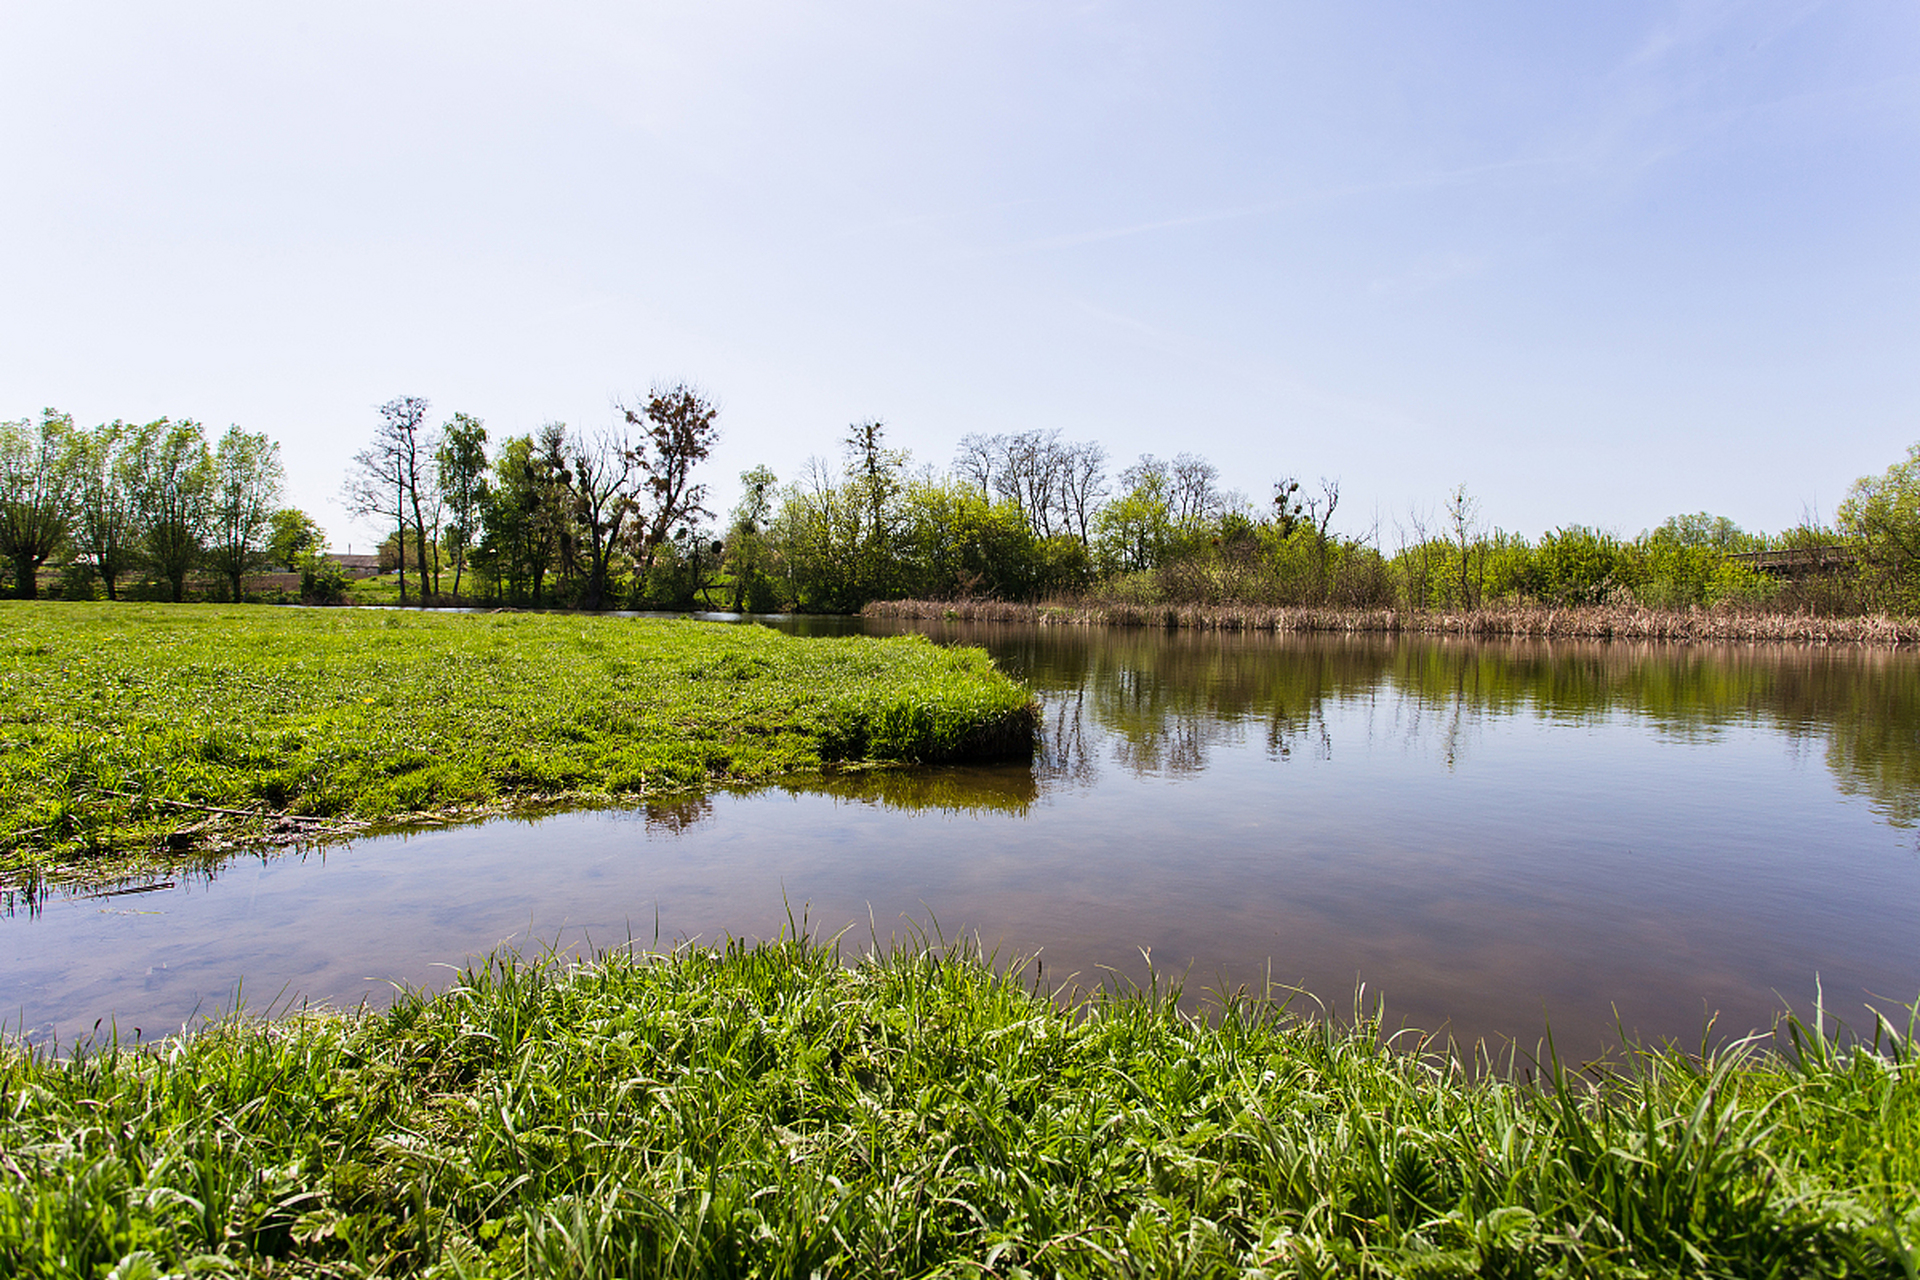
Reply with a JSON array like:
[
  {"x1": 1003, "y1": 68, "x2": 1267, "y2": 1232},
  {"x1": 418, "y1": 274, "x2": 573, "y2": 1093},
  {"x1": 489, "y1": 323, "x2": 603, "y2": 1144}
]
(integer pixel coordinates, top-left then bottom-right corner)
[{"x1": 864, "y1": 597, "x2": 1920, "y2": 644}]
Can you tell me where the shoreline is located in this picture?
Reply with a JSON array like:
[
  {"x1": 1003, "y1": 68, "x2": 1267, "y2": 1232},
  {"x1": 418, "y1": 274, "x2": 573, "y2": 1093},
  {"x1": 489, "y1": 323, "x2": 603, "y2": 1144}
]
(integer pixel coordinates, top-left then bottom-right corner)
[{"x1": 864, "y1": 597, "x2": 1920, "y2": 644}]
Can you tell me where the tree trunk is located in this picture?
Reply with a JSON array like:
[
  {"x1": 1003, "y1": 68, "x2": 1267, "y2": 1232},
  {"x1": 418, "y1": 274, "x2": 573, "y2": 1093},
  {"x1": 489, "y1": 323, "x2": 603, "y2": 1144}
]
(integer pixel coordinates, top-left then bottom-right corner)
[
  {"x1": 12, "y1": 555, "x2": 36, "y2": 599},
  {"x1": 409, "y1": 491, "x2": 431, "y2": 607},
  {"x1": 395, "y1": 516, "x2": 408, "y2": 606}
]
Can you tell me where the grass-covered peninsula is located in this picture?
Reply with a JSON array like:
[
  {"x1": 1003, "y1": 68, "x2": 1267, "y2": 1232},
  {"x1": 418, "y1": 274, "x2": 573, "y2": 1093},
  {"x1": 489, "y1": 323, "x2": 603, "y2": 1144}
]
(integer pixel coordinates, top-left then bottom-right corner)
[
  {"x1": 0, "y1": 603, "x2": 1035, "y2": 885},
  {"x1": 3, "y1": 936, "x2": 1915, "y2": 1278}
]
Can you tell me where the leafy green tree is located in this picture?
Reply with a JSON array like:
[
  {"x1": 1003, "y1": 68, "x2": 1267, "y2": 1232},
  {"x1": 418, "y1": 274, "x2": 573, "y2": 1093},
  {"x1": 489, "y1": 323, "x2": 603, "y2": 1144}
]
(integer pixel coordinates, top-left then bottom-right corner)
[
  {"x1": 268, "y1": 508, "x2": 326, "y2": 571},
  {"x1": 475, "y1": 432, "x2": 566, "y2": 605},
  {"x1": 1627, "y1": 512, "x2": 1767, "y2": 609},
  {"x1": 1093, "y1": 458, "x2": 1175, "y2": 575},
  {"x1": 435, "y1": 413, "x2": 489, "y2": 602},
  {"x1": 843, "y1": 420, "x2": 910, "y2": 600},
  {"x1": 900, "y1": 479, "x2": 1038, "y2": 599},
  {"x1": 724, "y1": 465, "x2": 780, "y2": 611},
  {"x1": 0, "y1": 409, "x2": 80, "y2": 599},
  {"x1": 129, "y1": 420, "x2": 212, "y2": 603},
  {"x1": 1839, "y1": 442, "x2": 1920, "y2": 611},
  {"x1": 73, "y1": 419, "x2": 143, "y2": 600},
  {"x1": 767, "y1": 458, "x2": 865, "y2": 612},
  {"x1": 1534, "y1": 525, "x2": 1621, "y2": 606},
  {"x1": 204, "y1": 426, "x2": 284, "y2": 601}
]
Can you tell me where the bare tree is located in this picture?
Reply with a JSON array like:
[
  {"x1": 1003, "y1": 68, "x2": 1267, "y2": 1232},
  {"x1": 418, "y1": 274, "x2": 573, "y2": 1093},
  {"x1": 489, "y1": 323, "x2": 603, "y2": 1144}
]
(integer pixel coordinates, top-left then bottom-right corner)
[
  {"x1": 345, "y1": 397, "x2": 434, "y2": 605},
  {"x1": 1167, "y1": 452, "x2": 1222, "y2": 533},
  {"x1": 568, "y1": 427, "x2": 637, "y2": 610},
  {"x1": 952, "y1": 432, "x2": 1000, "y2": 495},
  {"x1": 622, "y1": 384, "x2": 720, "y2": 572},
  {"x1": 1445, "y1": 483, "x2": 1481, "y2": 607},
  {"x1": 1056, "y1": 439, "x2": 1108, "y2": 549},
  {"x1": 951, "y1": 428, "x2": 1084, "y2": 539}
]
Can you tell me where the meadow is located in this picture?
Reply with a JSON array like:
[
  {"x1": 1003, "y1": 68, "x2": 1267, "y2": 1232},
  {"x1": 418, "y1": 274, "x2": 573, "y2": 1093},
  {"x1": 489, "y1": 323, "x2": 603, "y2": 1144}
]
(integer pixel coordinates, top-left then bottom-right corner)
[
  {"x1": 0, "y1": 603, "x2": 1036, "y2": 886},
  {"x1": 3, "y1": 934, "x2": 1915, "y2": 1278}
]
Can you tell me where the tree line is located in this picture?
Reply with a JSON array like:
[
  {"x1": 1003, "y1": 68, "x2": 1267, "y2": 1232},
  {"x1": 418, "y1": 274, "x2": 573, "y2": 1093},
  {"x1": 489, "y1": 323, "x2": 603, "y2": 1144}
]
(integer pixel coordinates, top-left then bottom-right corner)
[
  {"x1": 6, "y1": 392, "x2": 1917, "y2": 614},
  {"x1": 0, "y1": 410, "x2": 297, "y2": 602}
]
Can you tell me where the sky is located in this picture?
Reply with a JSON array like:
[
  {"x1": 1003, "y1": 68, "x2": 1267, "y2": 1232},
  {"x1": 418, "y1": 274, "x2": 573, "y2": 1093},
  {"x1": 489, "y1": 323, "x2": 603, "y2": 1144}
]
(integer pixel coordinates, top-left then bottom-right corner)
[{"x1": 4, "y1": 1, "x2": 1916, "y2": 550}]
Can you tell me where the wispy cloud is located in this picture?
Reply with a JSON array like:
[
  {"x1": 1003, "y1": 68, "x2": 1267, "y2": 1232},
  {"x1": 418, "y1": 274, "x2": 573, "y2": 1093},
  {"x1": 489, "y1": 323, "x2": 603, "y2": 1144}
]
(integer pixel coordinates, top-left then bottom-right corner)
[{"x1": 986, "y1": 158, "x2": 1560, "y2": 258}]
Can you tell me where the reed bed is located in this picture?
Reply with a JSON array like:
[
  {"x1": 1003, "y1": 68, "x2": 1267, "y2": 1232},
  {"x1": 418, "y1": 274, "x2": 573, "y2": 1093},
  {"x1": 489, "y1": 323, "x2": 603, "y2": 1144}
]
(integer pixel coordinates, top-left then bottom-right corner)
[
  {"x1": 866, "y1": 598, "x2": 1920, "y2": 644},
  {"x1": 3, "y1": 935, "x2": 1914, "y2": 1278}
]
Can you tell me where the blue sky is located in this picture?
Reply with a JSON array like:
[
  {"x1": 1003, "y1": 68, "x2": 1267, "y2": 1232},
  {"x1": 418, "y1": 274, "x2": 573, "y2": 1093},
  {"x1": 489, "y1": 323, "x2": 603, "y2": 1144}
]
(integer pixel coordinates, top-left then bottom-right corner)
[{"x1": 4, "y1": 1, "x2": 1915, "y2": 549}]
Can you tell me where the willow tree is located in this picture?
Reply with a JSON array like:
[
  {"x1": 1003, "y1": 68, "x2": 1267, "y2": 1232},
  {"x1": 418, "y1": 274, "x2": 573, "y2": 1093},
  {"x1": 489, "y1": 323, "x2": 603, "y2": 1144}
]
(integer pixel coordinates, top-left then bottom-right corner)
[
  {"x1": 129, "y1": 420, "x2": 212, "y2": 603},
  {"x1": 205, "y1": 426, "x2": 284, "y2": 601},
  {"x1": 73, "y1": 420, "x2": 144, "y2": 599},
  {"x1": 0, "y1": 410, "x2": 79, "y2": 599}
]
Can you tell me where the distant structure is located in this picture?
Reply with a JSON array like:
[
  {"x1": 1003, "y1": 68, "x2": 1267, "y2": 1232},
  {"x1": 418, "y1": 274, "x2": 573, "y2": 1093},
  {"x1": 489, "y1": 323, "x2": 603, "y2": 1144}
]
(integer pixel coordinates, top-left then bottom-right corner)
[{"x1": 325, "y1": 553, "x2": 384, "y2": 579}]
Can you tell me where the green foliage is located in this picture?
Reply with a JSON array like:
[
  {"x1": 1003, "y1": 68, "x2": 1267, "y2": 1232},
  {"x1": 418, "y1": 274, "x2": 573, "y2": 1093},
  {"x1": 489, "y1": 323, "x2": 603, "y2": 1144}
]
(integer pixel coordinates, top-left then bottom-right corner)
[
  {"x1": 1532, "y1": 525, "x2": 1623, "y2": 606},
  {"x1": 0, "y1": 408, "x2": 81, "y2": 600},
  {"x1": 1841, "y1": 442, "x2": 1920, "y2": 612},
  {"x1": 266, "y1": 507, "x2": 325, "y2": 571},
  {"x1": 2, "y1": 939, "x2": 1913, "y2": 1277},
  {"x1": 126, "y1": 420, "x2": 212, "y2": 605},
  {"x1": 0, "y1": 604, "x2": 1035, "y2": 880},
  {"x1": 436, "y1": 412, "x2": 490, "y2": 601},
  {"x1": 297, "y1": 550, "x2": 351, "y2": 604},
  {"x1": 473, "y1": 432, "x2": 570, "y2": 607},
  {"x1": 203, "y1": 425, "x2": 285, "y2": 603},
  {"x1": 1625, "y1": 512, "x2": 1771, "y2": 610},
  {"x1": 722, "y1": 465, "x2": 780, "y2": 612}
]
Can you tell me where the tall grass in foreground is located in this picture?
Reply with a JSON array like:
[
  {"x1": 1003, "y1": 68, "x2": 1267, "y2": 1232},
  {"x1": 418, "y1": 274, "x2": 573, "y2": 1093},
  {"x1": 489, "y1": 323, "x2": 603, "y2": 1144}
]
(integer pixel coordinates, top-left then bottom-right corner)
[{"x1": 3, "y1": 937, "x2": 1915, "y2": 1278}]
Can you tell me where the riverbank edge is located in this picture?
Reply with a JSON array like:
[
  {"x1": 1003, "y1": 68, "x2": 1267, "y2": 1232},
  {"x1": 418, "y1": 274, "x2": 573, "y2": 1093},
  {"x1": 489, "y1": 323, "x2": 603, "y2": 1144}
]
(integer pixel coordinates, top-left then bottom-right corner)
[
  {"x1": 3, "y1": 935, "x2": 1913, "y2": 1277},
  {"x1": 865, "y1": 597, "x2": 1920, "y2": 644},
  {"x1": 0, "y1": 605, "x2": 1039, "y2": 893}
]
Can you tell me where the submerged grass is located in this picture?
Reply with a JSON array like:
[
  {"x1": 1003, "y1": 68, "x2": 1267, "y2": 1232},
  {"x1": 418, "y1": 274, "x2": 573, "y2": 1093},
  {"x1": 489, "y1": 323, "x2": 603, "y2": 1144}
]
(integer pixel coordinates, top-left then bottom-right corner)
[
  {"x1": 1, "y1": 936, "x2": 1914, "y2": 1278},
  {"x1": 0, "y1": 603, "x2": 1035, "y2": 884}
]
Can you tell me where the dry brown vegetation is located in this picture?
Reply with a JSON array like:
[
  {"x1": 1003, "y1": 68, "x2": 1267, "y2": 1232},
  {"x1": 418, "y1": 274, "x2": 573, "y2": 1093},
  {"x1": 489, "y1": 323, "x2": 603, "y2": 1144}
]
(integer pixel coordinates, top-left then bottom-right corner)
[{"x1": 864, "y1": 597, "x2": 1920, "y2": 644}]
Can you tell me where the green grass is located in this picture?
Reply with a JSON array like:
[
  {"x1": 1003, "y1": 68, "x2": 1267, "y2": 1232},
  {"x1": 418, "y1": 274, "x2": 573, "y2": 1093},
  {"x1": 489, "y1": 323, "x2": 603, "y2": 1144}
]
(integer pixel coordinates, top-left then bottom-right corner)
[
  {"x1": 2, "y1": 936, "x2": 1914, "y2": 1278},
  {"x1": 0, "y1": 602, "x2": 1035, "y2": 883}
]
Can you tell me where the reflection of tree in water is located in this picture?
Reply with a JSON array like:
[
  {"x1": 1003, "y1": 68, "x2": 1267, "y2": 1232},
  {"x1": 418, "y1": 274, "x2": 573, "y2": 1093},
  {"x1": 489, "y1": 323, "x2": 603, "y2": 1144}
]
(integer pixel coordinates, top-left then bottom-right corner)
[
  {"x1": 913, "y1": 620, "x2": 1920, "y2": 823},
  {"x1": 643, "y1": 793, "x2": 714, "y2": 835},
  {"x1": 771, "y1": 765, "x2": 1038, "y2": 817}
]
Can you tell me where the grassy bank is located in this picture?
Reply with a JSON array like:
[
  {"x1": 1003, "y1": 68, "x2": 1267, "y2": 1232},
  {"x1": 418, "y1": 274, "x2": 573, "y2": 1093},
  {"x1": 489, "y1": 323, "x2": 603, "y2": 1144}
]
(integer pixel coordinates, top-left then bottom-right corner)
[
  {"x1": 866, "y1": 597, "x2": 1920, "y2": 644},
  {"x1": 0, "y1": 603, "x2": 1035, "y2": 885},
  {"x1": 3, "y1": 936, "x2": 1914, "y2": 1277}
]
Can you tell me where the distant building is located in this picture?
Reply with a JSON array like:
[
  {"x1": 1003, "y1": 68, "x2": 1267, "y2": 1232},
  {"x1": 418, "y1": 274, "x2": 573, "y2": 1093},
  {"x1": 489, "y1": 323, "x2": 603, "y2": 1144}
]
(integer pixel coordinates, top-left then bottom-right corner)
[{"x1": 326, "y1": 553, "x2": 384, "y2": 578}]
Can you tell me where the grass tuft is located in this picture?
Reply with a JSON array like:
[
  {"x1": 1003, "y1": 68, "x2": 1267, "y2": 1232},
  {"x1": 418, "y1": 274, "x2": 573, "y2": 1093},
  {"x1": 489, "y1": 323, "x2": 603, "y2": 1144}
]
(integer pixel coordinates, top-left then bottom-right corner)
[{"x1": 2, "y1": 936, "x2": 1914, "y2": 1277}]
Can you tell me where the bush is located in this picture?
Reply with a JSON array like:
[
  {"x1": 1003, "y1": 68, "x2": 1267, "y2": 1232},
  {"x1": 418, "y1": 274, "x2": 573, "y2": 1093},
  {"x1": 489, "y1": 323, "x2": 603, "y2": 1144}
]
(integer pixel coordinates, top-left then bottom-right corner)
[{"x1": 298, "y1": 553, "x2": 351, "y2": 606}]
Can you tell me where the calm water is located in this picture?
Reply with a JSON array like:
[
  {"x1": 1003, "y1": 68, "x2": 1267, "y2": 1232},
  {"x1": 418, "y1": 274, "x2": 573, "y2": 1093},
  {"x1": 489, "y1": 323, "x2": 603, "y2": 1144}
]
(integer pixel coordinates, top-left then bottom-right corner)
[{"x1": 7, "y1": 618, "x2": 1920, "y2": 1057}]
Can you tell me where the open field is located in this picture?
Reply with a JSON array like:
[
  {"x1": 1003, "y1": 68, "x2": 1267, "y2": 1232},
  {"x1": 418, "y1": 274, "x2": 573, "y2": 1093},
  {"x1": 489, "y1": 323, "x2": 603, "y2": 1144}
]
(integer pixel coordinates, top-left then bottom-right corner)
[
  {"x1": 0, "y1": 603, "x2": 1035, "y2": 886},
  {"x1": 3, "y1": 935, "x2": 1914, "y2": 1277},
  {"x1": 866, "y1": 598, "x2": 1920, "y2": 644}
]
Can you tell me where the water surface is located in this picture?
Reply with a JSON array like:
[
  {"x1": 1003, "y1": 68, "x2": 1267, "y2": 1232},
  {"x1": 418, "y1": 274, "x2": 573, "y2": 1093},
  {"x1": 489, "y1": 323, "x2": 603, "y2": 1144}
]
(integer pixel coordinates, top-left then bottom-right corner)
[{"x1": 8, "y1": 620, "x2": 1919, "y2": 1056}]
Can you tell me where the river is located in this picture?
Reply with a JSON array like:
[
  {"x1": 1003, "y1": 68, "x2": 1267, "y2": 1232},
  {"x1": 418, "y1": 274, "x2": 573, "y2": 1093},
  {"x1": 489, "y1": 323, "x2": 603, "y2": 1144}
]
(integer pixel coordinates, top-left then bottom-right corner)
[{"x1": 7, "y1": 616, "x2": 1918, "y2": 1058}]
